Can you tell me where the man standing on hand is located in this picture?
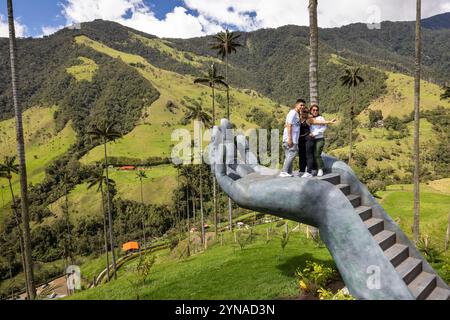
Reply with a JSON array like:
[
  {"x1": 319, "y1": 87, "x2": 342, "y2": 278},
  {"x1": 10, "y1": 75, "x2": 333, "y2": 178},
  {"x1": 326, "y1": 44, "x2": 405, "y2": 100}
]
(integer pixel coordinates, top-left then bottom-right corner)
[{"x1": 279, "y1": 99, "x2": 305, "y2": 177}]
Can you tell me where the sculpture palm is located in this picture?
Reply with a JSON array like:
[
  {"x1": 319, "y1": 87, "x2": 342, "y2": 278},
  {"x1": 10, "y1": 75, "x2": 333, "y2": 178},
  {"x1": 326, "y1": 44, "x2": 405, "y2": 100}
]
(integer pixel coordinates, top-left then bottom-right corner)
[{"x1": 209, "y1": 119, "x2": 415, "y2": 300}]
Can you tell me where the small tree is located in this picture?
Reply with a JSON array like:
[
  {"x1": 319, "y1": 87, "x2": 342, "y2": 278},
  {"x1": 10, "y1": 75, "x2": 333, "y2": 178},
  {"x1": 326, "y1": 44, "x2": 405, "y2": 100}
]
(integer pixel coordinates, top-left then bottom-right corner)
[
  {"x1": 280, "y1": 225, "x2": 290, "y2": 256},
  {"x1": 368, "y1": 110, "x2": 383, "y2": 128},
  {"x1": 127, "y1": 253, "x2": 156, "y2": 300}
]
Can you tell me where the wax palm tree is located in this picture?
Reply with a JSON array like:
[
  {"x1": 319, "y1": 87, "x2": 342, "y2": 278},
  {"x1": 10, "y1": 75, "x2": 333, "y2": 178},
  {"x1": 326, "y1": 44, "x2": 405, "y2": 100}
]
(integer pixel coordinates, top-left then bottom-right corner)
[
  {"x1": 7, "y1": 0, "x2": 36, "y2": 299},
  {"x1": 210, "y1": 29, "x2": 242, "y2": 119},
  {"x1": 0, "y1": 156, "x2": 28, "y2": 297},
  {"x1": 194, "y1": 63, "x2": 228, "y2": 125},
  {"x1": 184, "y1": 102, "x2": 212, "y2": 248},
  {"x1": 87, "y1": 171, "x2": 116, "y2": 282},
  {"x1": 88, "y1": 121, "x2": 121, "y2": 279},
  {"x1": 309, "y1": 0, "x2": 319, "y2": 105},
  {"x1": 211, "y1": 30, "x2": 242, "y2": 235},
  {"x1": 194, "y1": 65, "x2": 228, "y2": 238},
  {"x1": 136, "y1": 170, "x2": 148, "y2": 249},
  {"x1": 441, "y1": 87, "x2": 450, "y2": 101},
  {"x1": 340, "y1": 67, "x2": 365, "y2": 164},
  {"x1": 413, "y1": 0, "x2": 422, "y2": 243}
]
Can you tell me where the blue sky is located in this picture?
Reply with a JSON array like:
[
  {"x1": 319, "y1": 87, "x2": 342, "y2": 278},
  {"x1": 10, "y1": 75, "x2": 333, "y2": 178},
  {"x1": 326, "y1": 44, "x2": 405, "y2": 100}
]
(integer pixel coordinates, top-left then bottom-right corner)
[{"x1": 0, "y1": 0, "x2": 449, "y2": 38}]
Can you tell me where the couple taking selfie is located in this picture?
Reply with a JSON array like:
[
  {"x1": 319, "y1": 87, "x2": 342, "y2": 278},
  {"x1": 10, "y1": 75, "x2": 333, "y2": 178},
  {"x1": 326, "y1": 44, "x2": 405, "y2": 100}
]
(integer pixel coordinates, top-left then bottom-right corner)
[{"x1": 280, "y1": 99, "x2": 336, "y2": 178}]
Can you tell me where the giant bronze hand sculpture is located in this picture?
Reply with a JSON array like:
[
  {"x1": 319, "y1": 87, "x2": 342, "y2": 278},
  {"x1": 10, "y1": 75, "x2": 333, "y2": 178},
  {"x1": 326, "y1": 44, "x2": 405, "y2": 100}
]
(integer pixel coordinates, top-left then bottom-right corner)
[{"x1": 208, "y1": 119, "x2": 419, "y2": 300}]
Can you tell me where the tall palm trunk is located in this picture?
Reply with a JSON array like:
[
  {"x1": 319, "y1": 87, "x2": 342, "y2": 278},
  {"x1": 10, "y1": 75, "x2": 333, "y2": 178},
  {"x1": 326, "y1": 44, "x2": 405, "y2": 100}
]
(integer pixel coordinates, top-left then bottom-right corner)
[
  {"x1": 308, "y1": 0, "x2": 319, "y2": 238},
  {"x1": 226, "y1": 54, "x2": 230, "y2": 119},
  {"x1": 224, "y1": 56, "x2": 233, "y2": 232},
  {"x1": 99, "y1": 183, "x2": 110, "y2": 281},
  {"x1": 213, "y1": 178, "x2": 218, "y2": 237},
  {"x1": 7, "y1": 178, "x2": 28, "y2": 297},
  {"x1": 349, "y1": 89, "x2": 354, "y2": 164},
  {"x1": 309, "y1": 0, "x2": 319, "y2": 105},
  {"x1": 186, "y1": 187, "x2": 191, "y2": 256},
  {"x1": 103, "y1": 140, "x2": 117, "y2": 279},
  {"x1": 140, "y1": 178, "x2": 146, "y2": 248},
  {"x1": 413, "y1": 0, "x2": 421, "y2": 243},
  {"x1": 200, "y1": 165, "x2": 205, "y2": 248},
  {"x1": 212, "y1": 86, "x2": 216, "y2": 124},
  {"x1": 445, "y1": 211, "x2": 450, "y2": 251},
  {"x1": 7, "y1": 0, "x2": 36, "y2": 300},
  {"x1": 197, "y1": 124, "x2": 206, "y2": 248}
]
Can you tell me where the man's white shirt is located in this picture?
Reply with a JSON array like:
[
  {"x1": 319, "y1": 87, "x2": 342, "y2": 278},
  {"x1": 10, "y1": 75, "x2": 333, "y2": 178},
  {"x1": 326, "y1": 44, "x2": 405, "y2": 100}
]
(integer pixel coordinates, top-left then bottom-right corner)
[{"x1": 282, "y1": 109, "x2": 300, "y2": 144}]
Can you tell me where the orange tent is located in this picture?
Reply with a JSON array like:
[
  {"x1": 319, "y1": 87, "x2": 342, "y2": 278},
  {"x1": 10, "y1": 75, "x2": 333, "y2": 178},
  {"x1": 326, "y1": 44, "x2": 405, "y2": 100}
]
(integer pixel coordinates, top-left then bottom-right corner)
[{"x1": 122, "y1": 242, "x2": 140, "y2": 252}]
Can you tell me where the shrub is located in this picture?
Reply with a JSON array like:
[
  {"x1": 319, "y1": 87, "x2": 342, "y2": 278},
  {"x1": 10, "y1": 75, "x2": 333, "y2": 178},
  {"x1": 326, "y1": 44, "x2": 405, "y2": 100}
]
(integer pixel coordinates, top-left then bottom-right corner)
[
  {"x1": 235, "y1": 229, "x2": 254, "y2": 250},
  {"x1": 369, "y1": 110, "x2": 383, "y2": 127},
  {"x1": 296, "y1": 261, "x2": 336, "y2": 295},
  {"x1": 317, "y1": 287, "x2": 355, "y2": 300},
  {"x1": 417, "y1": 235, "x2": 443, "y2": 263},
  {"x1": 367, "y1": 180, "x2": 387, "y2": 194},
  {"x1": 438, "y1": 263, "x2": 450, "y2": 283}
]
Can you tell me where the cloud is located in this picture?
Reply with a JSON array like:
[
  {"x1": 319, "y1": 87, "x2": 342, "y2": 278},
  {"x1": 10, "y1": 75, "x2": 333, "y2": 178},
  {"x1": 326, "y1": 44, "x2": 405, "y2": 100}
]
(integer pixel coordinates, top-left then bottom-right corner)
[
  {"x1": 0, "y1": 14, "x2": 27, "y2": 38},
  {"x1": 54, "y1": 0, "x2": 450, "y2": 39},
  {"x1": 61, "y1": 0, "x2": 222, "y2": 38},
  {"x1": 41, "y1": 24, "x2": 65, "y2": 37},
  {"x1": 182, "y1": 0, "x2": 450, "y2": 29}
]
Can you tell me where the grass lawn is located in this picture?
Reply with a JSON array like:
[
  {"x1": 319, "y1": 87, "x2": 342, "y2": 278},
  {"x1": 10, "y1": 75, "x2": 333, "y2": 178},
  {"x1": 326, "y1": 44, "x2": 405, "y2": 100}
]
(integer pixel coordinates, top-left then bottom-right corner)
[
  {"x1": 68, "y1": 222, "x2": 333, "y2": 300},
  {"x1": 377, "y1": 184, "x2": 450, "y2": 260}
]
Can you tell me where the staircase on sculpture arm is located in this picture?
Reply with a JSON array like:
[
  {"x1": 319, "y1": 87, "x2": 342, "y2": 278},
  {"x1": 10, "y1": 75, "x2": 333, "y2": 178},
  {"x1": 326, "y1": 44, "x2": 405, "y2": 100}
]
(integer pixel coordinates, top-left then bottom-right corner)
[{"x1": 319, "y1": 173, "x2": 450, "y2": 300}]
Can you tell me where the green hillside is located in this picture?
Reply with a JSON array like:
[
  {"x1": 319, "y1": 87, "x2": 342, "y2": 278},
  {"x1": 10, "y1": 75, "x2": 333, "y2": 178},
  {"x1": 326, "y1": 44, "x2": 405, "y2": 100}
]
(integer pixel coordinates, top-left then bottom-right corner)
[
  {"x1": 75, "y1": 34, "x2": 283, "y2": 163},
  {"x1": 364, "y1": 72, "x2": 450, "y2": 118},
  {"x1": 0, "y1": 107, "x2": 76, "y2": 222}
]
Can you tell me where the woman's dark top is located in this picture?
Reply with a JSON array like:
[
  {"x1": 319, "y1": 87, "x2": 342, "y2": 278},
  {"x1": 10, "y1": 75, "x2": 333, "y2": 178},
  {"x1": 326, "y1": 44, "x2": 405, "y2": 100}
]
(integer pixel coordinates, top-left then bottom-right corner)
[{"x1": 299, "y1": 118, "x2": 311, "y2": 141}]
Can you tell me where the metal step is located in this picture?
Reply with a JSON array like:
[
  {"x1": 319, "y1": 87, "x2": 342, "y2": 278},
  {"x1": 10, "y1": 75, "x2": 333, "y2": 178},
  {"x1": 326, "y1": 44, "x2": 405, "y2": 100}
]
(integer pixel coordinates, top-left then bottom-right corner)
[
  {"x1": 426, "y1": 286, "x2": 450, "y2": 300},
  {"x1": 374, "y1": 230, "x2": 396, "y2": 250},
  {"x1": 384, "y1": 244, "x2": 409, "y2": 267},
  {"x1": 319, "y1": 173, "x2": 340, "y2": 185},
  {"x1": 364, "y1": 218, "x2": 384, "y2": 235},
  {"x1": 396, "y1": 257, "x2": 422, "y2": 284},
  {"x1": 347, "y1": 194, "x2": 361, "y2": 208},
  {"x1": 337, "y1": 184, "x2": 351, "y2": 195},
  {"x1": 408, "y1": 272, "x2": 436, "y2": 300},
  {"x1": 355, "y1": 206, "x2": 372, "y2": 221}
]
